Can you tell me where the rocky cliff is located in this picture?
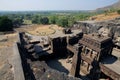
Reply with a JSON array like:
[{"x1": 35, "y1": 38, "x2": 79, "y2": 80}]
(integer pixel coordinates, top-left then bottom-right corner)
[{"x1": 74, "y1": 17, "x2": 120, "y2": 37}]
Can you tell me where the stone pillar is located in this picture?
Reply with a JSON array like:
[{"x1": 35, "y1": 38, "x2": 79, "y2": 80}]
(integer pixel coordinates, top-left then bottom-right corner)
[
  {"x1": 66, "y1": 36, "x2": 69, "y2": 45},
  {"x1": 109, "y1": 47, "x2": 113, "y2": 55},
  {"x1": 48, "y1": 37, "x2": 53, "y2": 53},
  {"x1": 70, "y1": 47, "x2": 82, "y2": 77},
  {"x1": 70, "y1": 51, "x2": 78, "y2": 76},
  {"x1": 87, "y1": 64, "x2": 90, "y2": 71},
  {"x1": 50, "y1": 38, "x2": 53, "y2": 53},
  {"x1": 82, "y1": 46, "x2": 86, "y2": 53},
  {"x1": 81, "y1": 60, "x2": 84, "y2": 66},
  {"x1": 96, "y1": 52, "x2": 100, "y2": 61},
  {"x1": 84, "y1": 47, "x2": 87, "y2": 55}
]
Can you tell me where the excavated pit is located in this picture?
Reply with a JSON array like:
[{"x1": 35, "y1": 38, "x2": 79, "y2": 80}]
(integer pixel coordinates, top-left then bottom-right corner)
[{"x1": 17, "y1": 32, "x2": 82, "y2": 80}]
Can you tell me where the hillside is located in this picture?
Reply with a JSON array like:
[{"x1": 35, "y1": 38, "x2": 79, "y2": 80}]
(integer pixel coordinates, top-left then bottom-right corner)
[
  {"x1": 89, "y1": 12, "x2": 120, "y2": 21},
  {"x1": 96, "y1": 0, "x2": 120, "y2": 11}
]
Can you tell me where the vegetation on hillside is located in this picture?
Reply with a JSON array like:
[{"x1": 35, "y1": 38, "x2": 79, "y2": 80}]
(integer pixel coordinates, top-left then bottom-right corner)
[
  {"x1": 90, "y1": 8, "x2": 120, "y2": 21},
  {"x1": 30, "y1": 12, "x2": 95, "y2": 27},
  {"x1": 0, "y1": 11, "x2": 96, "y2": 28},
  {"x1": 1, "y1": 9, "x2": 120, "y2": 31}
]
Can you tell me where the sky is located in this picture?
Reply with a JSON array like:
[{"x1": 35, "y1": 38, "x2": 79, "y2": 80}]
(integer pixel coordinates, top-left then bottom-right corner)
[{"x1": 0, "y1": 0, "x2": 119, "y2": 11}]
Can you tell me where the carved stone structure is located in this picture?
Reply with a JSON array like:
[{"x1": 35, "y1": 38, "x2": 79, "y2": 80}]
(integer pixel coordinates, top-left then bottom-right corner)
[
  {"x1": 48, "y1": 31, "x2": 83, "y2": 58},
  {"x1": 79, "y1": 33, "x2": 113, "y2": 79},
  {"x1": 68, "y1": 33, "x2": 120, "y2": 80},
  {"x1": 63, "y1": 28, "x2": 72, "y2": 34},
  {"x1": 16, "y1": 28, "x2": 120, "y2": 80},
  {"x1": 50, "y1": 37, "x2": 67, "y2": 56},
  {"x1": 15, "y1": 32, "x2": 82, "y2": 80}
]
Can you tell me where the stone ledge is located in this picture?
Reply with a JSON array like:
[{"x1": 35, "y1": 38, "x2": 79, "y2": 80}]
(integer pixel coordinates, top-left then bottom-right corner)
[{"x1": 13, "y1": 43, "x2": 25, "y2": 80}]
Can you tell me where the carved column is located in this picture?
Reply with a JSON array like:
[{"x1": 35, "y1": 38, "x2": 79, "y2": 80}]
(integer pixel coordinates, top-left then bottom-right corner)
[
  {"x1": 96, "y1": 52, "x2": 100, "y2": 61},
  {"x1": 84, "y1": 47, "x2": 87, "y2": 55},
  {"x1": 82, "y1": 46, "x2": 86, "y2": 53},
  {"x1": 70, "y1": 47, "x2": 82, "y2": 77},
  {"x1": 66, "y1": 36, "x2": 69, "y2": 45},
  {"x1": 87, "y1": 64, "x2": 90, "y2": 71}
]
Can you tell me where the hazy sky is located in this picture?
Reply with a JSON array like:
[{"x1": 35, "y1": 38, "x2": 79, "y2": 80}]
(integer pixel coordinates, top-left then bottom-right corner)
[{"x1": 0, "y1": 0, "x2": 118, "y2": 11}]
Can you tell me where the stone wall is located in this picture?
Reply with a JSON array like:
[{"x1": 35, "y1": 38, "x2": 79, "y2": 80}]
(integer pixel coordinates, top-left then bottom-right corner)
[
  {"x1": 51, "y1": 37, "x2": 67, "y2": 56},
  {"x1": 13, "y1": 42, "x2": 25, "y2": 80}
]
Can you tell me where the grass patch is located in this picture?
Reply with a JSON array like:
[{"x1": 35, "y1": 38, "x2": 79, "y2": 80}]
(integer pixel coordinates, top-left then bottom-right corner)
[{"x1": 23, "y1": 19, "x2": 32, "y2": 24}]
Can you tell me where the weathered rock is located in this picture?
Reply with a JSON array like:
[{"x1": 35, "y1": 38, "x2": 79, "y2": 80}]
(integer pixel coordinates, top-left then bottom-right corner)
[{"x1": 74, "y1": 18, "x2": 120, "y2": 37}]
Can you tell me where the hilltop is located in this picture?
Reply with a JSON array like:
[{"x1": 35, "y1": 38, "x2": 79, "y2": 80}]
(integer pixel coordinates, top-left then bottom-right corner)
[
  {"x1": 90, "y1": 0, "x2": 120, "y2": 21},
  {"x1": 96, "y1": 0, "x2": 120, "y2": 11}
]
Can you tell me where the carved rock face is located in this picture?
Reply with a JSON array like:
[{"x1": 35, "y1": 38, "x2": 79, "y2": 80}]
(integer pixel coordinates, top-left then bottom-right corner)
[
  {"x1": 75, "y1": 18, "x2": 120, "y2": 37},
  {"x1": 63, "y1": 28, "x2": 72, "y2": 34}
]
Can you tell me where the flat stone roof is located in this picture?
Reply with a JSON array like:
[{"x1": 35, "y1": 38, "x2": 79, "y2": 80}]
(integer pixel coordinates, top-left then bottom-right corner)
[
  {"x1": 49, "y1": 29, "x2": 82, "y2": 39},
  {"x1": 84, "y1": 33, "x2": 111, "y2": 43}
]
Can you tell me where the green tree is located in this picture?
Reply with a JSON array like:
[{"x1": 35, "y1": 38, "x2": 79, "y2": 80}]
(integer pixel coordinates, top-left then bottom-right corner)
[
  {"x1": 57, "y1": 17, "x2": 68, "y2": 27},
  {"x1": 40, "y1": 17, "x2": 49, "y2": 24},
  {"x1": 0, "y1": 16, "x2": 13, "y2": 31},
  {"x1": 32, "y1": 15, "x2": 40, "y2": 24},
  {"x1": 68, "y1": 16, "x2": 75, "y2": 27},
  {"x1": 12, "y1": 18, "x2": 23, "y2": 27},
  {"x1": 49, "y1": 16, "x2": 57, "y2": 24}
]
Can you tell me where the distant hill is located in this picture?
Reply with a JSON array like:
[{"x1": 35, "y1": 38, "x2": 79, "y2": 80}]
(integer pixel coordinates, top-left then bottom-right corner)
[{"x1": 96, "y1": 0, "x2": 120, "y2": 11}]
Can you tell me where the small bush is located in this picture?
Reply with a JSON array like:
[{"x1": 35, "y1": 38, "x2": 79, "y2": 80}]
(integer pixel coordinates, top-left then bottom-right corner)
[{"x1": 117, "y1": 10, "x2": 120, "y2": 14}]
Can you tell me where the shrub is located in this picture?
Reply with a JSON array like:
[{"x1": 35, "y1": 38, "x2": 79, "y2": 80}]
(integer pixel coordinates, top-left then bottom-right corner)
[{"x1": 117, "y1": 10, "x2": 120, "y2": 14}]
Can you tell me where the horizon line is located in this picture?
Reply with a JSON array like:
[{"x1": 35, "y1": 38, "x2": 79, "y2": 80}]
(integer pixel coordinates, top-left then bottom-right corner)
[{"x1": 0, "y1": 9, "x2": 94, "y2": 12}]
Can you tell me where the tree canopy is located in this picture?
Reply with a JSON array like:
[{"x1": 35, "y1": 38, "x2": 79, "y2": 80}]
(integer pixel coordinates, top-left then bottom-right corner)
[
  {"x1": 0, "y1": 16, "x2": 13, "y2": 31},
  {"x1": 0, "y1": 11, "x2": 96, "y2": 28},
  {"x1": 40, "y1": 17, "x2": 49, "y2": 24}
]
